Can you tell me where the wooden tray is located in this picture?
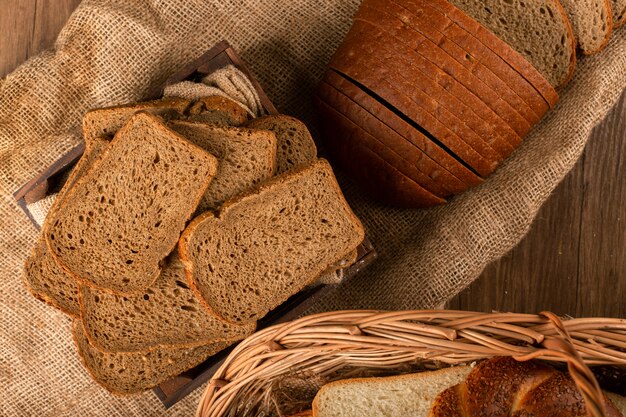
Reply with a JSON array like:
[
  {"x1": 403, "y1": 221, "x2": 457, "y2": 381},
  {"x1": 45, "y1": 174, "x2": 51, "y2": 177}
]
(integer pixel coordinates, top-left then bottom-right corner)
[{"x1": 13, "y1": 41, "x2": 376, "y2": 408}]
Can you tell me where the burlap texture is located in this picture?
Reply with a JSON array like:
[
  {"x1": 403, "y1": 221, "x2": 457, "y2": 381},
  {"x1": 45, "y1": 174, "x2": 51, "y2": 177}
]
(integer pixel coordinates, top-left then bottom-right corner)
[{"x1": 0, "y1": 1, "x2": 624, "y2": 415}]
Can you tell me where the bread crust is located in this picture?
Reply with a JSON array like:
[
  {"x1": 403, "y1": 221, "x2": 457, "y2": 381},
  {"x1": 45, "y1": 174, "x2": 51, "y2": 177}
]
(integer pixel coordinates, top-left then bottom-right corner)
[
  {"x1": 316, "y1": 98, "x2": 447, "y2": 207},
  {"x1": 581, "y1": 0, "x2": 614, "y2": 55},
  {"x1": 318, "y1": 81, "x2": 453, "y2": 197},
  {"x1": 329, "y1": 33, "x2": 498, "y2": 177},
  {"x1": 422, "y1": 0, "x2": 560, "y2": 103},
  {"x1": 323, "y1": 70, "x2": 482, "y2": 188},
  {"x1": 186, "y1": 95, "x2": 250, "y2": 126},
  {"x1": 358, "y1": 0, "x2": 539, "y2": 135}
]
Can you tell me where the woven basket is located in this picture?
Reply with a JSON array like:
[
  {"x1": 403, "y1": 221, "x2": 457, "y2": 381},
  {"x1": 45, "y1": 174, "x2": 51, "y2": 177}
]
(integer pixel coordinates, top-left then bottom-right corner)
[{"x1": 196, "y1": 310, "x2": 626, "y2": 417}]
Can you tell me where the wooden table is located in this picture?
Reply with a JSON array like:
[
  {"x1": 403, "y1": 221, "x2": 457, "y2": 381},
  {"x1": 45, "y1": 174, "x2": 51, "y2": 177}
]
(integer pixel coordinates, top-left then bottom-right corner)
[{"x1": 3, "y1": 0, "x2": 625, "y2": 318}]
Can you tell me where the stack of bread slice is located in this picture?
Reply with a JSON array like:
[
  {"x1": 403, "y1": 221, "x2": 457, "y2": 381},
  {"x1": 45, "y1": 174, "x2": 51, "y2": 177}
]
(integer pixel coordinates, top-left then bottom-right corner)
[
  {"x1": 23, "y1": 96, "x2": 364, "y2": 394},
  {"x1": 317, "y1": 0, "x2": 622, "y2": 208}
]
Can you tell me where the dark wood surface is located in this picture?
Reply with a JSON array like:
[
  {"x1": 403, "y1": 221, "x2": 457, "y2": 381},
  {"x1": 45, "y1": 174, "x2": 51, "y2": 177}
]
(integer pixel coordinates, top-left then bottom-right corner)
[{"x1": 3, "y1": 1, "x2": 625, "y2": 319}]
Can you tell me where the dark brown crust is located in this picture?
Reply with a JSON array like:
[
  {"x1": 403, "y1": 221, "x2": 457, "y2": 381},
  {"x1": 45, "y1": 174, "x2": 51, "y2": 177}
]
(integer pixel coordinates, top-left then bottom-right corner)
[
  {"x1": 329, "y1": 27, "x2": 498, "y2": 177},
  {"x1": 323, "y1": 70, "x2": 483, "y2": 188},
  {"x1": 421, "y1": 0, "x2": 561, "y2": 103},
  {"x1": 580, "y1": 0, "x2": 615, "y2": 55},
  {"x1": 186, "y1": 95, "x2": 250, "y2": 125},
  {"x1": 357, "y1": 0, "x2": 537, "y2": 136},
  {"x1": 45, "y1": 112, "x2": 218, "y2": 296},
  {"x1": 316, "y1": 97, "x2": 447, "y2": 207},
  {"x1": 428, "y1": 385, "x2": 465, "y2": 417},
  {"x1": 348, "y1": 19, "x2": 520, "y2": 155},
  {"x1": 318, "y1": 81, "x2": 452, "y2": 198},
  {"x1": 319, "y1": 79, "x2": 467, "y2": 195}
]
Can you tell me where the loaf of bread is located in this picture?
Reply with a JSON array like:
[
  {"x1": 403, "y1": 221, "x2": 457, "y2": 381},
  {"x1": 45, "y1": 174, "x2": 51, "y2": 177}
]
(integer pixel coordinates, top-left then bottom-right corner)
[
  {"x1": 46, "y1": 112, "x2": 218, "y2": 294},
  {"x1": 179, "y1": 159, "x2": 365, "y2": 324}
]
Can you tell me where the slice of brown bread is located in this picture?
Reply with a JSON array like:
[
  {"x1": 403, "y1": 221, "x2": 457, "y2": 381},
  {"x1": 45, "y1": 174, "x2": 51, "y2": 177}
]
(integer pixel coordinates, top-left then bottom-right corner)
[
  {"x1": 80, "y1": 254, "x2": 256, "y2": 352},
  {"x1": 245, "y1": 115, "x2": 318, "y2": 174},
  {"x1": 186, "y1": 95, "x2": 249, "y2": 126},
  {"x1": 358, "y1": 0, "x2": 542, "y2": 129},
  {"x1": 46, "y1": 112, "x2": 218, "y2": 294},
  {"x1": 560, "y1": 0, "x2": 613, "y2": 54},
  {"x1": 168, "y1": 121, "x2": 277, "y2": 212},
  {"x1": 72, "y1": 320, "x2": 232, "y2": 395},
  {"x1": 179, "y1": 159, "x2": 366, "y2": 324},
  {"x1": 323, "y1": 70, "x2": 483, "y2": 189},
  {"x1": 611, "y1": 0, "x2": 626, "y2": 27},
  {"x1": 82, "y1": 98, "x2": 190, "y2": 143},
  {"x1": 442, "y1": 0, "x2": 576, "y2": 88},
  {"x1": 22, "y1": 137, "x2": 110, "y2": 316}
]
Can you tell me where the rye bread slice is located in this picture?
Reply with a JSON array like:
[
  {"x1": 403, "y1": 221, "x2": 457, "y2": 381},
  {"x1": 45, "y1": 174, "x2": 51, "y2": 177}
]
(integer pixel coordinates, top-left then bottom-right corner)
[
  {"x1": 82, "y1": 98, "x2": 190, "y2": 143},
  {"x1": 611, "y1": 0, "x2": 626, "y2": 27},
  {"x1": 318, "y1": 81, "x2": 453, "y2": 198},
  {"x1": 323, "y1": 70, "x2": 483, "y2": 189},
  {"x1": 46, "y1": 112, "x2": 218, "y2": 294},
  {"x1": 315, "y1": 97, "x2": 446, "y2": 207},
  {"x1": 245, "y1": 115, "x2": 318, "y2": 174},
  {"x1": 72, "y1": 320, "x2": 232, "y2": 395},
  {"x1": 329, "y1": 31, "x2": 498, "y2": 176},
  {"x1": 179, "y1": 159, "x2": 366, "y2": 324},
  {"x1": 560, "y1": 0, "x2": 613, "y2": 54},
  {"x1": 186, "y1": 95, "x2": 249, "y2": 126},
  {"x1": 418, "y1": 0, "x2": 559, "y2": 106},
  {"x1": 168, "y1": 121, "x2": 277, "y2": 212},
  {"x1": 346, "y1": 19, "x2": 519, "y2": 156},
  {"x1": 358, "y1": 0, "x2": 542, "y2": 130},
  {"x1": 80, "y1": 254, "x2": 255, "y2": 352},
  {"x1": 442, "y1": 0, "x2": 576, "y2": 88},
  {"x1": 22, "y1": 137, "x2": 110, "y2": 316}
]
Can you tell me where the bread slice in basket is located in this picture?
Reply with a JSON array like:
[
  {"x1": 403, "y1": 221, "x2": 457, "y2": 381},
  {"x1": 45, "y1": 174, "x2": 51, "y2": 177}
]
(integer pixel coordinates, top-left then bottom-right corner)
[
  {"x1": 179, "y1": 159, "x2": 365, "y2": 324},
  {"x1": 46, "y1": 112, "x2": 218, "y2": 294},
  {"x1": 72, "y1": 319, "x2": 239, "y2": 395}
]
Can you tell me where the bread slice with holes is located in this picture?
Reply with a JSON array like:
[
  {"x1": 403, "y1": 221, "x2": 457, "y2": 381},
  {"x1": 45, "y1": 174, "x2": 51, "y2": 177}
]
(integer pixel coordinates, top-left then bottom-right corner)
[
  {"x1": 22, "y1": 137, "x2": 110, "y2": 316},
  {"x1": 611, "y1": 0, "x2": 626, "y2": 27},
  {"x1": 168, "y1": 121, "x2": 277, "y2": 212},
  {"x1": 179, "y1": 159, "x2": 365, "y2": 324},
  {"x1": 72, "y1": 319, "x2": 233, "y2": 395},
  {"x1": 245, "y1": 115, "x2": 318, "y2": 174},
  {"x1": 82, "y1": 98, "x2": 190, "y2": 143},
  {"x1": 46, "y1": 112, "x2": 218, "y2": 294},
  {"x1": 560, "y1": 0, "x2": 613, "y2": 54},
  {"x1": 80, "y1": 254, "x2": 255, "y2": 352},
  {"x1": 312, "y1": 366, "x2": 472, "y2": 417},
  {"x1": 444, "y1": 0, "x2": 576, "y2": 88}
]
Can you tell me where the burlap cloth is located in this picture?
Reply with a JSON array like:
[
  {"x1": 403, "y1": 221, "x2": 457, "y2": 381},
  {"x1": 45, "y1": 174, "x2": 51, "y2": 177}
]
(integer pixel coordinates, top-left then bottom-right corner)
[{"x1": 0, "y1": 1, "x2": 624, "y2": 415}]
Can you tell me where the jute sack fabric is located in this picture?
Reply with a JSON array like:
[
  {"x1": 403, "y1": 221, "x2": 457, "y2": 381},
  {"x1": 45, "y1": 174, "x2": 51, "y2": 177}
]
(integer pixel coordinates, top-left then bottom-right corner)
[{"x1": 0, "y1": 1, "x2": 624, "y2": 415}]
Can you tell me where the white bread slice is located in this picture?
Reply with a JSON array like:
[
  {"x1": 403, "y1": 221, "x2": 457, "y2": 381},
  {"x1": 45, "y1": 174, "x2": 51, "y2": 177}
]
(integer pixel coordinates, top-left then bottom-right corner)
[{"x1": 312, "y1": 366, "x2": 471, "y2": 417}]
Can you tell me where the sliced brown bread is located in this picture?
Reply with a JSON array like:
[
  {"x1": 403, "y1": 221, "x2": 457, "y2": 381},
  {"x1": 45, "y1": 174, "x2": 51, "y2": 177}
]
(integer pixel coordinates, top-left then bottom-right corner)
[
  {"x1": 82, "y1": 97, "x2": 190, "y2": 143},
  {"x1": 358, "y1": 0, "x2": 542, "y2": 129},
  {"x1": 560, "y1": 0, "x2": 613, "y2": 54},
  {"x1": 611, "y1": 0, "x2": 626, "y2": 27},
  {"x1": 80, "y1": 254, "x2": 256, "y2": 352},
  {"x1": 245, "y1": 115, "x2": 318, "y2": 174},
  {"x1": 323, "y1": 70, "x2": 483, "y2": 189},
  {"x1": 168, "y1": 121, "x2": 277, "y2": 212},
  {"x1": 72, "y1": 320, "x2": 231, "y2": 395},
  {"x1": 22, "y1": 137, "x2": 110, "y2": 316},
  {"x1": 443, "y1": 0, "x2": 576, "y2": 88},
  {"x1": 179, "y1": 159, "x2": 365, "y2": 324},
  {"x1": 315, "y1": 97, "x2": 447, "y2": 207},
  {"x1": 46, "y1": 112, "x2": 218, "y2": 294},
  {"x1": 186, "y1": 95, "x2": 249, "y2": 126}
]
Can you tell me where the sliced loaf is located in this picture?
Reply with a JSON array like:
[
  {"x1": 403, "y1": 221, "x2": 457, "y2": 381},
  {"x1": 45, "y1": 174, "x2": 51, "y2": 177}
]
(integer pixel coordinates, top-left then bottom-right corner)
[
  {"x1": 186, "y1": 95, "x2": 249, "y2": 126},
  {"x1": 179, "y1": 159, "x2": 365, "y2": 324},
  {"x1": 168, "y1": 121, "x2": 277, "y2": 212},
  {"x1": 245, "y1": 115, "x2": 318, "y2": 174},
  {"x1": 80, "y1": 254, "x2": 256, "y2": 352},
  {"x1": 312, "y1": 366, "x2": 472, "y2": 417},
  {"x1": 82, "y1": 97, "x2": 190, "y2": 143},
  {"x1": 444, "y1": 0, "x2": 576, "y2": 88},
  {"x1": 46, "y1": 112, "x2": 218, "y2": 294},
  {"x1": 22, "y1": 137, "x2": 110, "y2": 316},
  {"x1": 72, "y1": 320, "x2": 231, "y2": 395},
  {"x1": 560, "y1": 0, "x2": 612, "y2": 54}
]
